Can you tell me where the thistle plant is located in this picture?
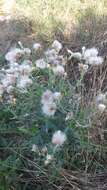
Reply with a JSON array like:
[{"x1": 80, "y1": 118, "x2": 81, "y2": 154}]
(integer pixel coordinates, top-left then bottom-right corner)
[{"x1": 0, "y1": 40, "x2": 107, "y2": 189}]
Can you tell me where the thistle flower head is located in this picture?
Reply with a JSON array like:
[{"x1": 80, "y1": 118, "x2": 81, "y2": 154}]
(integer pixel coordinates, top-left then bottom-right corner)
[
  {"x1": 17, "y1": 76, "x2": 32, "y2": 90},
  {"x1": 53, "y1": 92, "x2": 62, "y2": 101},
  {"x1": 97, "y1": 103, "x2": 106, "y2": 113},
  {"x1": 33, "y1": 43, "x2": 41, "y2": 51},
  {"x1": 88, "y1": 56, "x2": 103, "y2": 66},
  {"x1": 45, "y1": 49, "x2": 58, "y2": 63},
  {"x1": 52, "y1": 130, "x2": 67, "y2": 146},
  {"x1": 83, "y1": 47, "x2": 98, "y2": 60},
  {"x1": 52, "y1": 65, "x2": 65, "y2": 76},
  {"x1": 1, "y1": 74, "x2": 16, "y2": 88},
  {"x1": 23, "y1": 48, "x2": 31, "y2": 57},
  {"x1": 42, "y1": 102, "x2": 56, "y2": 116},
  {"x1": 35, "y1": 59, "x2": 47, "y2": 69},
  {"x1": 19, "y1": 62, "x2": 32, "y2": 75},
  {"x1": 41, "y1": 90, "x2": 54, "y2": 105},
  {"x1": 52, "y1": 40, "x2": 62, "y2": 52},
  {"x1": 5, "y1": 48, "x2": 24, "y2": 63}
]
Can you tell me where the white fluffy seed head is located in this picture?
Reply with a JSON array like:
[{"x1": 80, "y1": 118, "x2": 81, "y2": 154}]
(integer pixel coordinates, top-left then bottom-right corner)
[
  {"x1": 17, "y1": 76, "x2": 32, "y2": 90},
  {"x1": 10, "y1": 62, "x2": 19, "y2": 69},
  {"x1": 52, "y1": 130, "x2": 67, "y2": 146},
  {"x1": 45, "y1": 49, "x2": 58, "y2": 63},
  {"x1": 45, "y1": 49, "x2": 58, "y2": 57},
  {"x1": 35, "y1": 59, "x2": 47, "y2": 69},
  {"x1": 1, "y1": 74, "x2": 16, "y2": 88},
  {"x1": 97, "y1": 103, "x2": 106, "y2": 113},
  {"x1": 52, "y1": 65, "x2": 65, "y2": 76},
  {"x1": 53, "y1": 92, "x2": 62, "y2": 101},
  {"x1": 83, "y1": 47, "x2": 98, "y2": 60},
  {"x1": 19, "y1": 63, "x2": 32, "y2": 75},
  {"x1": 52, "y1": 40, "x2": 62, "y2": 52},
  {"x1": 33, "y1": 43, "x2": 41, "y2": 51},
  {"x1": 5, "y1": 48, "x2": 24, "y2": 63},
  {"x1": 41, "y1": 90, "x2": 54, "y2": 105},
  {"x1": 23, "y1": 48, "x2": 31, "y2": 56},
  {"x1": 42, "y1": 103, "x2": 56, "y2": 116},
  {"x1": 88, "y1": 56, "x2": 103, "y2": 66}
]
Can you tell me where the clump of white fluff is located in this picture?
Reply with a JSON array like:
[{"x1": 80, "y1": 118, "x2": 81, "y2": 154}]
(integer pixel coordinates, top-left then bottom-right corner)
[
  {"x1": 52, "y1": 65, "x2": 65, "y2": 76},
  {"x1": 35, "y1": 59, "x2": 47, "y2": 69},
  {"x1": 1, "y1": 43, "x2": 33, "y2": 98},
  {"x1": 83, "y1": 47, "x2": 103, "y2": 66},
  {"x1": 41, "y1": 90, "x2": 61, "y2": 117},
  {"x1": 42, "y1": 102, "x2": 57, "y2": 116},
  {"x1": 52, "y1": 130, "x2": 67, "y2": 146},
  {"x1": 1, "y1": 74, "x2": 16, "y2": 88},
  {"x1": 44, "y1": 49, "x2": 58, "y2": 64},
  {"x1": 45, "y1": 49, "x2": 58, "y2": 58},
  {"x1": 17, "y1": 76, "x2": 32, "y2": 91},
  {"x1": 5, "y1": 48, "x2": 24, "y2": 63},
  {"x1": 45, "y1": 48, "x2": 65, "y2": 67},
  {"x1": 41, "y1": 90, "x2": 54, "y2": 105},
  {"x1": 19, "y1": 61, "x2": 32, "y2": 75},
  {"x1": 52, "y1": 40, "x2": 62, "y2": 52},
  {"x1": 88, "y1": 56, "x2": 103, "y2": 66},
  {"x1": 83, "y1": 48, "x2": 98, "y2": 60},
  {"x1": 23, "y1": 48, "x2": 31, "y2": 57},
  {"x1": 33, "y1": 43, "x2": 41, "y2": 51},
  {"x1": 97, "y1": 103, "x2": 106, "y2": 113}
]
